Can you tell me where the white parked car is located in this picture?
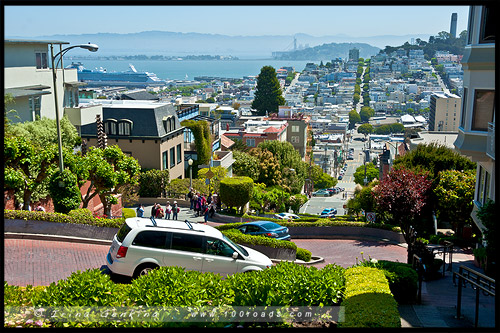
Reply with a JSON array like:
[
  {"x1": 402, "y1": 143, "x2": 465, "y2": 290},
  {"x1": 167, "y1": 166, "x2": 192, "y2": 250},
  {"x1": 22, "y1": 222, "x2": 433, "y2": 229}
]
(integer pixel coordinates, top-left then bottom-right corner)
[
  {"x1": 273, "y1": 213, "x2": 300, "y2": 220},
  {"x1": 106, "y1": 217, "x2": 273, "y2": 278}
]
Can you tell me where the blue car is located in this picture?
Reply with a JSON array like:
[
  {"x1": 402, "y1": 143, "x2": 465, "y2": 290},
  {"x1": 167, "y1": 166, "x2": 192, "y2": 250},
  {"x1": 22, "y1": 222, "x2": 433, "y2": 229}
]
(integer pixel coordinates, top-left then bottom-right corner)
[
  {"x1": 320, "y1": 208, "x2": 337, "y2": 218},
  {"x1": 237, "y1": 221, "x2": 291, "y2": 241}
]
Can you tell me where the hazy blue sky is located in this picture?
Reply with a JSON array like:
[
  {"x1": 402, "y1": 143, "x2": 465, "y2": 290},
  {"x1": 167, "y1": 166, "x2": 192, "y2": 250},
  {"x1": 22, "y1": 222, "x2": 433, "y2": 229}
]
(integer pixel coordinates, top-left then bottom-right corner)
[{"x1": 5, "y1": 5, "x2": 470, "y2": 38}]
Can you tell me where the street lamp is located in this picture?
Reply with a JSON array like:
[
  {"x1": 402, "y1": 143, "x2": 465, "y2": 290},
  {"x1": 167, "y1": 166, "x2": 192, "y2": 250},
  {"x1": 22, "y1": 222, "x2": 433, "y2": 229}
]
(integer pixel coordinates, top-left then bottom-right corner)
[
  {"x1": 188, "y1": 158, "x2": 193, "y2": 189},
  {"x1": 51, "y1": 43, "x2": 98, "y2": 172}
]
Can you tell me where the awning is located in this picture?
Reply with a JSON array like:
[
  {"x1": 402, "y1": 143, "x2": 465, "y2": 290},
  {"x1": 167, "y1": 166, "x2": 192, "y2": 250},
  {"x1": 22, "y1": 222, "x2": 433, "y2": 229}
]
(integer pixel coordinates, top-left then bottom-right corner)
[
  {"x1": 5, "y1": 85, "x2": 51, "y2": 98},
  {"x1": 64, "y1": 81, "x2": 87, "y2": 87}
]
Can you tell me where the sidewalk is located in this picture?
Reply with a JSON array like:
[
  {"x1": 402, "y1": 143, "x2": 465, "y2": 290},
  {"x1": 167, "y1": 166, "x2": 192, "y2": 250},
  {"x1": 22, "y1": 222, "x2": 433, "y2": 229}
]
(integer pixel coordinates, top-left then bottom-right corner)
[{"x1": 398, "y1": 247, "x2": 496, "y2": 328}]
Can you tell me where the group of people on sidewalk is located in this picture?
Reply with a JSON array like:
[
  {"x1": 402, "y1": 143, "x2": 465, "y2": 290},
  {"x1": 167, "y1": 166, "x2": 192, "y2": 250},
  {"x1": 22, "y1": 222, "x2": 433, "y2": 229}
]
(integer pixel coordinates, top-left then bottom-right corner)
[
  {"x1": 135, "y1": 202, "x2": 180, "y2": 220},
  {"x1": 187, "y1": 188, "x2": 219, "y2": 223}
]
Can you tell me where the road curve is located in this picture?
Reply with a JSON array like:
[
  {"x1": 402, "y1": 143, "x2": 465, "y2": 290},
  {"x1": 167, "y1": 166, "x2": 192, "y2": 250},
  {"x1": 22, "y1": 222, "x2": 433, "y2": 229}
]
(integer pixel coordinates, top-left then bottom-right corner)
[{"x1": 4, "y1": 237, "x2": 407, "y2": 286}]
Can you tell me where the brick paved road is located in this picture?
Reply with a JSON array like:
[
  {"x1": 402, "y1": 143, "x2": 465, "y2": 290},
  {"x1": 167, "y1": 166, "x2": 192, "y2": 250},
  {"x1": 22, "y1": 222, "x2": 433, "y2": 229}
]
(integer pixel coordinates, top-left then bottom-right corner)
[
  {"x1": 4, "y1": 239, "x2": 109, "y2": 286},
  {"x1": 293, "y1": 239, "x2": 408, "y2": 268},
  {"x1": 4, "y1": 238, "x2": 407, "y2": 286}
]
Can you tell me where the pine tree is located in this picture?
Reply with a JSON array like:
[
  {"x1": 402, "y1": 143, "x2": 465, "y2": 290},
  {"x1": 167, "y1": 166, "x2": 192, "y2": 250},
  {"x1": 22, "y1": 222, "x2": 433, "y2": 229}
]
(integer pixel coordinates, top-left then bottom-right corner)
[{"x1": 251, "y1": 66, "x2": 285, "y2": 116}]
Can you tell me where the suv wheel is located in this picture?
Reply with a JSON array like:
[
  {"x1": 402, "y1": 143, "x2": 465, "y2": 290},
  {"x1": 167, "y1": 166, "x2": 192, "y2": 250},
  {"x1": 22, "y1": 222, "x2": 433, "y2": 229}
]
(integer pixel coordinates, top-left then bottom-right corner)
[{"x1": 133, "y1": 263, "x2": 159, "y2": 279}]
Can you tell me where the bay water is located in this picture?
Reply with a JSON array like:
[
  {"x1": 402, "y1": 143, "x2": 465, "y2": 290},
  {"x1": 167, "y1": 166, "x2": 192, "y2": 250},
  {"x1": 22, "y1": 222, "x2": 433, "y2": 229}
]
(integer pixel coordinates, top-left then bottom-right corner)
[{"x1": 65, "y1": 59, "x2": 316, "y2": 81}]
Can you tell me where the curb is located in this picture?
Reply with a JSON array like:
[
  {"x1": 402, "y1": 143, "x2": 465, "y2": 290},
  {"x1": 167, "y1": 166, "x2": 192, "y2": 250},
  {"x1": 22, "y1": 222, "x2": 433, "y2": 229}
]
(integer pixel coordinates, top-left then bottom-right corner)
[
  {"x1": 4, "y1": 232, "x2": 112, "y2": 246},
  {"x1": 272, "y1": 256, "x2": 325, "y2": 266}
]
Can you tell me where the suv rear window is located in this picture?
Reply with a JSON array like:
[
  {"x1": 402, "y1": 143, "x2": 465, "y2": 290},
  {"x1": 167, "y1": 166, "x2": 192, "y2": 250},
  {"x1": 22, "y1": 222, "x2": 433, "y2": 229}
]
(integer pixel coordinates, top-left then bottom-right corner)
[{"x1": 116, "y1": 223, "x2": 132, "y2": 243}]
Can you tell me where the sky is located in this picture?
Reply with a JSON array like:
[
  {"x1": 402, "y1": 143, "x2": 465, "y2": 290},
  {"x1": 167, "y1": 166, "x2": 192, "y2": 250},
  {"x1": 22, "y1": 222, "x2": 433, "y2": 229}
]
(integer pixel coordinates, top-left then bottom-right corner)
[{"x1": 5, "y1": 5, "x2": 470, "y2": 38}]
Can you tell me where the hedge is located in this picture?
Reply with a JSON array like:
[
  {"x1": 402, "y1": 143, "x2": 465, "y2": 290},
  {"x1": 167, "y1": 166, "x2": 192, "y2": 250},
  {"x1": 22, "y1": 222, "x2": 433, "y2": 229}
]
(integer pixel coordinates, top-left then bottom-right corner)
[
  {"x1": 5, "y1": 263, "x2": 346, "y2": 328},
  {"x1": 221, "y1": 229, "x2": 312, "y2": 262},
  {"x1": 378, "y1": 260, "x2": 418, "y2": 304},
  {"x1": 4, "y1": 209, "x2": 125, "y2": 228},
  {"x1": 339, "y1": 267, "x2": 401, "y2": 328}
]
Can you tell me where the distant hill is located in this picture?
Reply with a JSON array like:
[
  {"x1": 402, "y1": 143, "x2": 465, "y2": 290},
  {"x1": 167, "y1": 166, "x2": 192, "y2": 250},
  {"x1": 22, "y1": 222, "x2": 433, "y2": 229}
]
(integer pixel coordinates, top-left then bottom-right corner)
[
  {"x1": 7, "y1": 31, "x2": 430, "y2": 59},
  {"x1": 273, "y1": 42, "x2": 380, "y2": 61}
]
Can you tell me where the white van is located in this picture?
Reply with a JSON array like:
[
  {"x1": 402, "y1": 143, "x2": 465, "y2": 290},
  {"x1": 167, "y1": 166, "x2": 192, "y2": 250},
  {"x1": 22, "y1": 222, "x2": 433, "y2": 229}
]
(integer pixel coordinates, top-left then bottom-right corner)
[{"x1": 106, "y1": 217, "x2": 273, "y2": 278}]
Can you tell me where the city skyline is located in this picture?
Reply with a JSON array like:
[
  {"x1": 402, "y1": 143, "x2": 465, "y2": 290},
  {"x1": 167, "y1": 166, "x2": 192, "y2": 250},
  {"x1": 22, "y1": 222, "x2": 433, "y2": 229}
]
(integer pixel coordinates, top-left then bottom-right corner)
[{"x1": 5, "y1": 5, "x2": 469, "y2": 39}]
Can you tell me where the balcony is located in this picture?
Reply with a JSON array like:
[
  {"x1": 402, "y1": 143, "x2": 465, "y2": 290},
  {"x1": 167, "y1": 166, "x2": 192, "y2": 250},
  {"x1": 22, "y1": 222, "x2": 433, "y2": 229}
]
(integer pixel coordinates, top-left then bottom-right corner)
[
  {"x1": 212, "y1": 150, "x2": 235, "y2": 172},
  {"x1": 486, "y1": 122, "x2": 495, "y2": 160}
]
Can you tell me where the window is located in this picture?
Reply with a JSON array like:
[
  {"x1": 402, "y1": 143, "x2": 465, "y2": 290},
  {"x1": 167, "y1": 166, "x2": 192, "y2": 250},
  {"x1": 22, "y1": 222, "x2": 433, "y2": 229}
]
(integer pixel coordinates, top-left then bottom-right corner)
[
  {"x1": 479, "y1": 6, "x2": 495, "y2": 43},
  {"x1": 171, "y1": 233, "x2": 203, "y2": 253},
  {"x1": 471, "y1": 90, "x2": 494, "y2": 131},
  {"x1": 292, "y1": 125, "x2": 300, "y2": 133},
  {"x1": 118, "y1": 120, "x2": 132, "y2": 136},
  {"x1": 205, "y1": 238, "x2": 235, "y2": 257},
  {"x1": 104, "y1": 120, "x2": 117, "y2": 135},
  {"x1": 29, "y1": 96, "x2": 41, "y2": 120},
  {"x1": 162, "y1": 151, "x2": 168, "y2": 170},
  {"x1": 246, "y1": 138, "x2": 255, "y2": 147},
  {"x1": 132, "y1": 231, "x2": 169, "y2": 249},
  {"x1": 35, "y1": 52, "x2": 48, "y2": 69},
  {"x1": 170, "y1": 147, "x2": 175, "y2": 168},
  {"x1": 291, "y1": 136, "x2": 300, "y2": 143},
  {"x1": 467, "y1": 7, "x2": 475, "y2": 45},
  {"x1": 477, "y1": 166, "x2": 491, "y2": 205},
  {"x1": 176, "y1": 144, "x2": 182, "y2": 164}
]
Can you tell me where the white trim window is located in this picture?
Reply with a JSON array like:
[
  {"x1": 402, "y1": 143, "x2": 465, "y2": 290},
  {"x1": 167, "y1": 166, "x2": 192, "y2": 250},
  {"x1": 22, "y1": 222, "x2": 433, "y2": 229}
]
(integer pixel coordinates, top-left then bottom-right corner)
[{"x1": 35, "y1": 52, "x2": 48, "y2": 69}]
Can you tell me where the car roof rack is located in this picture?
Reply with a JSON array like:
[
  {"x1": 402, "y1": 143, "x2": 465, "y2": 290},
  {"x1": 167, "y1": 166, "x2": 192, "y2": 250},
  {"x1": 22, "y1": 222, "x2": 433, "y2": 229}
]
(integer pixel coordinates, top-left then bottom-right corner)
[
  {"x1": 150, "y1": 216, "x2": 157, "y2": 227},
  {"x1": 145, "y1": 217, "x2": 205, "y2": 233}
]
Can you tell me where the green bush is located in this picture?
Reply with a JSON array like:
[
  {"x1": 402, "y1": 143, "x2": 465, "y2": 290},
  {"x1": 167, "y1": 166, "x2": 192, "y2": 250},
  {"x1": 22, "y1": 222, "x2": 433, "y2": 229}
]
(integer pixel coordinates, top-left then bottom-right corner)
[
  {"x1": 296, "y1": 247, "x2": 312, "y2": 262},
  {"x1": 226, "y1": 261, "x2": 345, "y2": 306},
  {"x1": 5, "y1": 209, "x2": 124, "y2": 228},
  {"x1": 378, "y1": 260, "x2": 418, "y2": 304},
  {"x1": 138, "y1": 169, "x2": 169, "y2": 197},
  {"x1": 221, "y1": 229, "x2": 297, "y2": 250},
  {"x1": 122, "y1": 208, "x2": 136, "y2": 219},
  {"x1": 48, "y1": 169, "x2": 81, "y2": 214},
  {"x1": 220, "y1": 176, "x2": 254, "y2": 214},
  {"x1": 340, "y1": 266, "x2": 400, "y2": 328},
  {"x1": 35, "y1": 269, "x2": 123, "y2": 307},
  {"x1": 128, "y1": 266, "x2": 234, "y2": 307}
]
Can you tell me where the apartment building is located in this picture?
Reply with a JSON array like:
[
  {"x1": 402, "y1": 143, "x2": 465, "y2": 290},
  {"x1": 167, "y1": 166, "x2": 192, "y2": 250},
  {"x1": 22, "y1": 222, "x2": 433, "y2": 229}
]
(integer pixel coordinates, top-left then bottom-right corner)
[
  {"x1": 4, "y1": 39, "x2": 90, "y2": 124},
  {"x1": 223, "y1": 120, "x2": 288, "y2": 148},
  {"x1": 429, "y1": 92, "x2": 461, "y2": 132},
  {"x1": 453, "y1": 5, "x2": 495, "y2": 240},
  {"x1": 80, "y1": 100, "x2": 185, "y2": 180}
]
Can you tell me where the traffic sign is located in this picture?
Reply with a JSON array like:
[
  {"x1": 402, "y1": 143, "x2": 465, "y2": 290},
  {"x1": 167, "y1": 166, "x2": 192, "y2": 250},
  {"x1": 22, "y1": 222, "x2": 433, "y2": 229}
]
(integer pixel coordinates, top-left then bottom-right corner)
[
  {"x1": 205, "y1": 170, "x2": 214, "y2": 179},
  {"x1": 366, "y1": 212, "x2": 376, "y2": 223}
]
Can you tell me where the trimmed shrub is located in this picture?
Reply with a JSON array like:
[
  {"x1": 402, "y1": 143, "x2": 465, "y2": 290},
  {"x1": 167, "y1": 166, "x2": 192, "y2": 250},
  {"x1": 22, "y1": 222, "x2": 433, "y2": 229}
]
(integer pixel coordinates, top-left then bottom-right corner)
[
  {"x1": 226, "y1": 261, "x2": 345, "y2": 306},
  {"x1": 296, "y1": 247, "x2": 312, "y2": 262},
  {"x1": 219, "y1": 176, "x2": 254, "y2": 214},
  {"x1": 340, "y1": 267, "x2": 400, "y2": 328},
  {"x1": 48, "y1": 169, "x2": 81, "y2": 214},
  {"x1": 5, "y1": 209, "x2": 124, "y2": 228},
  {"x1": 138, "y1": 169, "x2": 169, "y2": 197},
  {"x1": 378, "y1": 260, "x2": 418, "y2": 304},
  {"x1": 128, "y1": 266, "x2": 234, "y2": 307}
]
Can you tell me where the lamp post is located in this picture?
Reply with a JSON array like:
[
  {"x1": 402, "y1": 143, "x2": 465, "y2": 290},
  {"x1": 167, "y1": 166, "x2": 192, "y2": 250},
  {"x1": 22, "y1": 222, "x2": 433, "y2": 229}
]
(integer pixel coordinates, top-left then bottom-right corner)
[
  {"x1": 51, "y1": 43, "x2": 98, "y2": 172},
  {"x1": 188, "y1": 158, "x2": 193, "y2": 189}
]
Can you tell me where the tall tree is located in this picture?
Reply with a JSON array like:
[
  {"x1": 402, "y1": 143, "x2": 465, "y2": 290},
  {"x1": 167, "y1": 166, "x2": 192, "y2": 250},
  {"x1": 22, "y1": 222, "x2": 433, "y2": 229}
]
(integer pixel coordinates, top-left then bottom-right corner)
[
  {"x1": 251, "y1": 66, "x2": 285, "y2": 116},
  {"x1": 373, "y1": 167, "x2": 432, "y2": 263}
]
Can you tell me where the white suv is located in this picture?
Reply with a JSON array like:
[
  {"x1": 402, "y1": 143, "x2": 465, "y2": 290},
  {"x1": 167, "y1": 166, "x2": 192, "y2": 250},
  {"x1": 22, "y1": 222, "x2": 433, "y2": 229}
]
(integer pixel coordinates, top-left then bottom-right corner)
[{"x1": 106, "y1": 217, "x2": 273, "y2": 278}]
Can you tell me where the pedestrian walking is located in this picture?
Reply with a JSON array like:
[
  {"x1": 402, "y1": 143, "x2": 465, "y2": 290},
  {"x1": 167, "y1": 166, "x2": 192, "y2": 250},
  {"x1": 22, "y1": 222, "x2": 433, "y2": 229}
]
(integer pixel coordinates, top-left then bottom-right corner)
[
  {"x1": 136, "y1": 204, "x2": 144, "y2": 217},
  {"x1": 172, "y1": 201, "x2": 179, "y2": 220},
  {"x1": 187, "y1": 188, "x2": 194, "y2": 210},
  {"x1": 165, "y1": 202, "x2": 172, "y2": 220},
  {"x1": 203, "y1": 204, "x2": 210, "y2": 224},
  {"x1": 193, "y1": 192, "x2": 199, "y2": 215},
  {"x1": 151, "y1": 203, "x2": 158, "y2": 217},
  {"x1": 209, "y1": 201, "x2": 216, "y2": 218}
]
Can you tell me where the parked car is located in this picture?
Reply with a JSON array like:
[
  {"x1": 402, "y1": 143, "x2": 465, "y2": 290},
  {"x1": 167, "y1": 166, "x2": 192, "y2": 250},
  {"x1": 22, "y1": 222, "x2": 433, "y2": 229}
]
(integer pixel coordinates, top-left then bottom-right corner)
[
  {"x1": 106, "y1": 218, "x2": 272, "y2": 278},
  {"x1": 320, "y1": 213, "x2": 337, "y2": 219},
  {"x1": 321, "y1": 208, "x2": 337, "y2": 215},
  {"x1": 312, "y1": 189, "x2": 330, "y2": 197},
  {"x1": 274, "y1": 213, "x2": 300, "y2": 220},
  {"x1": 326, "y1": 188, "x2": 338, "y2": 195},
  {"x1": 338, "y1": 175, "x2": 343, "y2": 180},
  {"x1": 237, "y1": 221, "x2": 291, "y2": 241}
]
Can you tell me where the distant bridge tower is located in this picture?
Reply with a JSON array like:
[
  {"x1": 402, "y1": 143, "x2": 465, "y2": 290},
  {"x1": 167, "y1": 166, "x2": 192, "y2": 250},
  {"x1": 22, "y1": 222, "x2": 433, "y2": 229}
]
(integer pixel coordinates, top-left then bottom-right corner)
[{"x1": 294, "y1": 36, "x2": 297, "y2": 51}]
